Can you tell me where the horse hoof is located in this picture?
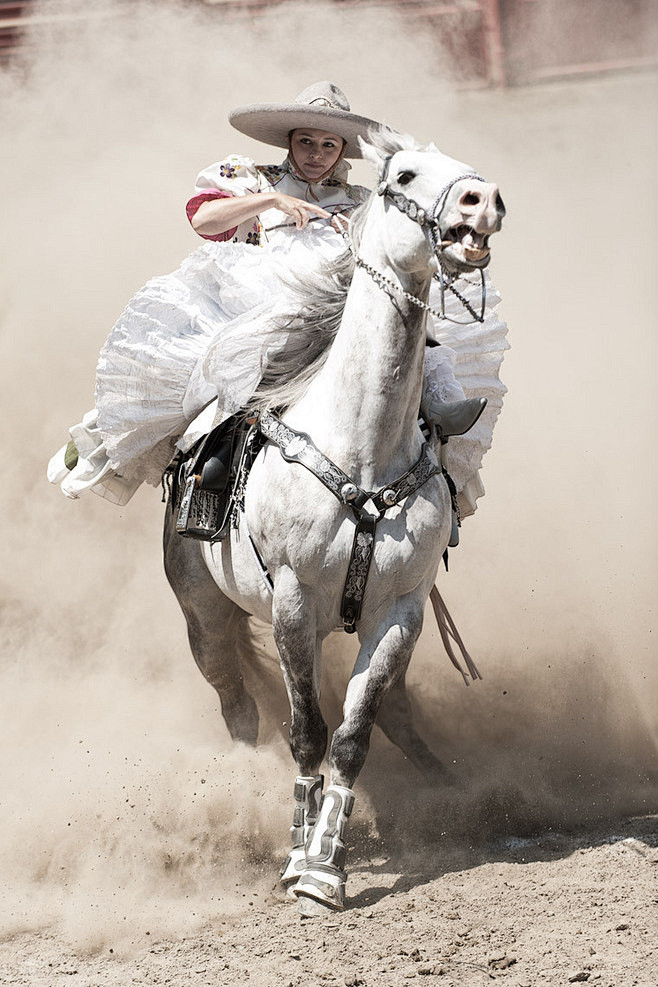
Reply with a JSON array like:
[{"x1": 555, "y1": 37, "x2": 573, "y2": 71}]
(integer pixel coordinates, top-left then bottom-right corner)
[
  {"x1": 293, "y1": 867, "x2": 346, "y2": 912},
  {"x1": 296, "y1": 893, "x2": 340, "y2": 917},
  {"x1": 280, "y1": 847, "x2": 306, "y2": 886}
]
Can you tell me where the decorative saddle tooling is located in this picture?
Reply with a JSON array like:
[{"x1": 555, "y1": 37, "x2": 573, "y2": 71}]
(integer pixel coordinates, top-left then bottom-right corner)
[
  {"x1": 166, "y1": 411, "x2": 260, "y2": 542},
  {"x1": 165, "y1": 412, "x2": 481, "y2": 683}
]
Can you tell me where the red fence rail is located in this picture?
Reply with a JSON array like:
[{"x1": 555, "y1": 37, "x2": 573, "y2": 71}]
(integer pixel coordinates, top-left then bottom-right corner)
[
  {"x1": 2, "y1": 0, "x2": 656, "y2": 85},
  {"x1": 499, "y1": 0, "x2": 658, "y2": 85}
]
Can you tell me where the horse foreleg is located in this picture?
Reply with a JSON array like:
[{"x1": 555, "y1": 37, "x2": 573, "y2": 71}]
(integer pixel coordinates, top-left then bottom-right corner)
[
  {"x1": 294, "y1": 596, "x2": 425, "y2": 913},
  {"x1": 280, "y1": 774, "x2": 324, "y2": 889},
  {"x1": 272, "y1": 578, "x2": 329, "y2": 889},
  {"x1": 163, "y1": 515, "x2": 259, "y2": 745},
  {"x1": 331, "y1": 598, "x2": 425, "y2": 788}
]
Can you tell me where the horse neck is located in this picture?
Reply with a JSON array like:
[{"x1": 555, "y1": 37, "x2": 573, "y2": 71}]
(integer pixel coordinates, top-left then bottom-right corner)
[{"x1": 291, "y1": 260, "x2": 430, "y2": 487}]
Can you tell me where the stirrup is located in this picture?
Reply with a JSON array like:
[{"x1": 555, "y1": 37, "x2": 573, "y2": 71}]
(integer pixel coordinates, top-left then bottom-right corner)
[
  {"x1": 423, "y1": 396, "x2": 487, "y2": 438},
  {"x1": 172, "y1": 413, "x2": 249, "y2": 540}
]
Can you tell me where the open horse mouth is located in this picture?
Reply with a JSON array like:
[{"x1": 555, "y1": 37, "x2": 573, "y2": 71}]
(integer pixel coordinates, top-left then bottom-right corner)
[{"x1": 440, "y1": 223, "x2": 491, "y2": 269}]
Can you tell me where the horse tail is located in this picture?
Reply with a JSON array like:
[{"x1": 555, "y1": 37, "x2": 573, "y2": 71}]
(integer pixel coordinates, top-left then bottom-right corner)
[{"x1": 235, "y1": 612, "x2": 290, "y2": 742}]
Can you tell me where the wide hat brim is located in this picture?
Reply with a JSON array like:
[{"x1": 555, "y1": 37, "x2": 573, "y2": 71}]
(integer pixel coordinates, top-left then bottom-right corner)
[{"x1": 228, "y1": 102, "x2": 381, "y2": 158}]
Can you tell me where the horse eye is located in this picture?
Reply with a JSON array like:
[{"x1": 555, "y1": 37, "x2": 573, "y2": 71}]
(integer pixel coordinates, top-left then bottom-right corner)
[{"x1": 397, "y1": 171, "x2": 415, "y2": 186}]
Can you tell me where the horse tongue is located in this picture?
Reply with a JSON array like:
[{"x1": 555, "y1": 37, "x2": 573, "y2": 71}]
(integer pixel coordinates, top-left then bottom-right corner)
[{"x1": 462, "y1": 231, "x2": 488, "y2": 262}]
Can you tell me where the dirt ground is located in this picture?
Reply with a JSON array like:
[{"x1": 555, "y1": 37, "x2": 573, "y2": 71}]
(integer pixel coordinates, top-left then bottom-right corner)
[
  {"x1": 1, "y1": 2, "x2": 657, "y2": 986},
  {"x1": 1, "y1": 815, "x2": 656, "y2": 986}
]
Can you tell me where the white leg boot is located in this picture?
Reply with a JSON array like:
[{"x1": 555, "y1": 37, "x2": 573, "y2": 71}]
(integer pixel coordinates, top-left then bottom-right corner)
[
  {"x1": 280, "y1": 775, "x2": 324, "y2": 888},
  {"x1": 293, "y1": 784, "x2": 355, "y2": 911}
]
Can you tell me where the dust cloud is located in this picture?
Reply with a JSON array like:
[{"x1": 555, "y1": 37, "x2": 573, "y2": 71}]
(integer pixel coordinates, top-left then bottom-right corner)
[{"x1": 0, "y1": 0, "x2": 656, "y2": 953}]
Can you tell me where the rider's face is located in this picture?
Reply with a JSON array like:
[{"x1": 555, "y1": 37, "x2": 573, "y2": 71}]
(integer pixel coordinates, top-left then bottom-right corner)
[{"x1": 289, "y1": 129, "x2": 345, "y2": 181}]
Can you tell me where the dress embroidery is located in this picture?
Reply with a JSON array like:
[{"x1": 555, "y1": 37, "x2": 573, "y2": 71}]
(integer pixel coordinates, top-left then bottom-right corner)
[
  {"x1": 218, "y1": 161, "x2": 239, "y2": 179},
  {"x1": 258, "y1": 164, "x2": 287, "y2": 181}
]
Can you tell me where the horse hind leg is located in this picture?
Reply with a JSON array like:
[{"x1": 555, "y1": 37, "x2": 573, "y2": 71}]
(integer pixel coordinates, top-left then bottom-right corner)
[
  {"x1": 271, "y1": 581, "x2": 332, "y2": 896},
  {"x1": 163, "y1": 516, "x2": 259, "y2": 745},
  {"x1": 376, "y1": 674, "x2": 453, "y2": 781}
]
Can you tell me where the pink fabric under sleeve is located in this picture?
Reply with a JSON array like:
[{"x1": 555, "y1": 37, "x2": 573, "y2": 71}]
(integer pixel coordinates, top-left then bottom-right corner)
[{"x1": 185, "y1": 189, "x2": 237, "y2": 242}]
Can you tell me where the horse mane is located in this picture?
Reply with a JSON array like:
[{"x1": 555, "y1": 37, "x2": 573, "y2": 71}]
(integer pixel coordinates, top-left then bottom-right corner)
[
  {"x1": 250, "y1": 246, "x2": 355, "y2": 412},
  {"x1": 251, "y1": 128, "x2": 422, "y2": 412}
]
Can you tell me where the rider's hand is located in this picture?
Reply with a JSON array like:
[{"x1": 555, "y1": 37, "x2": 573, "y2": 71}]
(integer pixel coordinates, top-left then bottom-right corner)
[
  {"x1": 272, "y1": 193, "x2": 331, "y2": 229},
  {"x1": 330, "y1": 212, "x2": 351, "y2": 236}
]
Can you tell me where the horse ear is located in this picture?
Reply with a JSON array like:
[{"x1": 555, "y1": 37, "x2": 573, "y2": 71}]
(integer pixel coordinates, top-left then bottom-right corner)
[{"x1": 358, "y1": 137, "x2": 387, "y2": 171}]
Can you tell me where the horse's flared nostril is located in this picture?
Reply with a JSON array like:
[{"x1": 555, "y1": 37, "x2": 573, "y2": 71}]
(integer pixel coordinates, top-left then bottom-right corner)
[{"x1": 461, "y1": 191, "x2": 482, "y2": 208}]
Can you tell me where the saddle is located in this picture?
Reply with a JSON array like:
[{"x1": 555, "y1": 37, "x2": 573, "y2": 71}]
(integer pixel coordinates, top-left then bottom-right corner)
[{"x1": 167, "y1": 413, "x2": 260, "y2": 541}]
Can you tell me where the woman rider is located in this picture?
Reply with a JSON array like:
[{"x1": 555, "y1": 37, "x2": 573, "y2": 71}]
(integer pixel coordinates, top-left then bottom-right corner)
[{"x1": 48, "y1": 81, "x2": 485, "y2": 506}]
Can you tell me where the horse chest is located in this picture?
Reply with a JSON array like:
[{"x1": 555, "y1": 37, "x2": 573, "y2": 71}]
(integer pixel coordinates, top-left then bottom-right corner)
[
  {"x1": 369, "y1": 494, "x2": 450, "y2": 584},
  {"x1": 246, "y1": 453, "x2": 450, "y2": 597}
]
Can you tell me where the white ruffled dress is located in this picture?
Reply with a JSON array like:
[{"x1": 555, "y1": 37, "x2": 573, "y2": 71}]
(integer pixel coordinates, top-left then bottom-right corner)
[
  {"x1": 49, "y1": 154, "x2": 508, "y2": 514},
  {"x1": 426, "y1": 274, "x2": 508, "y2": 515}
]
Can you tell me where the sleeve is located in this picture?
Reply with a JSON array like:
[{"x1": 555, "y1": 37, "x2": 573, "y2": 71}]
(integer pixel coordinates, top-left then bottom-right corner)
[{"x1": 186, "y1": 154, "x2": 261, "y2": 242}]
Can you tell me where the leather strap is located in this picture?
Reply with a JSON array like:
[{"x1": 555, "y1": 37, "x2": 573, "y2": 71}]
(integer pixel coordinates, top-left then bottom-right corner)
[
  {"x1": 259, "y1": 412, "x2": 440, "y2": 514},
  {"x1": 259, "y1": 412, "x2": 442, "y2": 632},
  {"x1": 341, "y1": 515, "x2": 377, "y2": 633},
  {"x1": 259, "y1": 412, "x2": 370, "y2": 509}
]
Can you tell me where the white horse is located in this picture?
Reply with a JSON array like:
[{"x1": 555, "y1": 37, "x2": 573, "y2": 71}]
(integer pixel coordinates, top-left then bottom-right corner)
[{"x1": 164, "y1": 130, "x2": 505, "y2": 914}]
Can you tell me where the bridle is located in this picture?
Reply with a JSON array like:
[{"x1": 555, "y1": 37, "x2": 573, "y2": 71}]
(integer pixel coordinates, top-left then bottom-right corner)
[{"x1": 353, "y1": 155, "x2": 489, "y2": 325}]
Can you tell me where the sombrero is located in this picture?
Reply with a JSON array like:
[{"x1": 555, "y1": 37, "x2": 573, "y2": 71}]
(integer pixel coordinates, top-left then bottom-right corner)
[{"x1": 228, "y1": 81, "x2": 382, "y2": 159}]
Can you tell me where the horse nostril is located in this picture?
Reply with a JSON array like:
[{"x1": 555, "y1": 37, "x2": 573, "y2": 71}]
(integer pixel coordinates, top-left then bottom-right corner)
[{"x1": 461, "y1": 192, "x2": 481, "y2": 207}]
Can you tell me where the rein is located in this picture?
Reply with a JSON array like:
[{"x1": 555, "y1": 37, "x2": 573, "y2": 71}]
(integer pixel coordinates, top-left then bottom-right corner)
[
  {"x1": 354, "y1": 254, "x2": 484, "y2": 325},
  {"x1": 258, "y1": 412, "x2": 443, "y2": 633}
]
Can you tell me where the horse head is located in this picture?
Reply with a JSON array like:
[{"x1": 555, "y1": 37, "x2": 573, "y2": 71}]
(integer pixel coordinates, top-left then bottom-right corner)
[{"x1": 358, "y1": 131, "x2": 505, "y2": 278}]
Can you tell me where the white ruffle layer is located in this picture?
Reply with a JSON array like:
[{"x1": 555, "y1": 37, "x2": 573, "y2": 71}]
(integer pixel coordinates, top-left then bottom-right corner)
[
  {"x1": 95, "y1": 224, "x2": 345, "y2": 484},
  {"x1": 426, "y1": 274, "x2": 508, "y2": 514}
]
